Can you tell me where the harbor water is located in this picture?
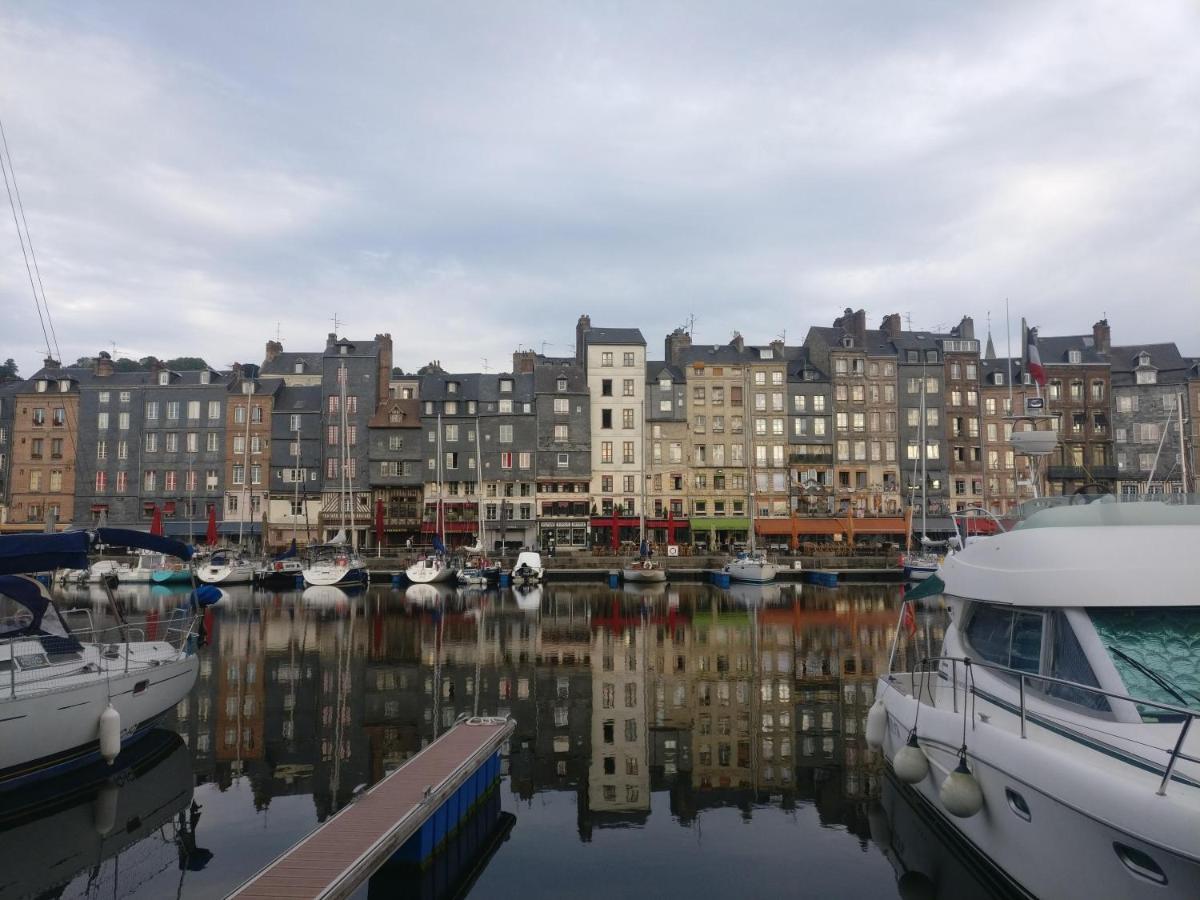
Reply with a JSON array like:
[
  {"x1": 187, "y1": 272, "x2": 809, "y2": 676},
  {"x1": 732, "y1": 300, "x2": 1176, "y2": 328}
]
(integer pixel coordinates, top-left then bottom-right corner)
[{"x1": 11, "y1": 580, "x2": 1023, "y2": 899}]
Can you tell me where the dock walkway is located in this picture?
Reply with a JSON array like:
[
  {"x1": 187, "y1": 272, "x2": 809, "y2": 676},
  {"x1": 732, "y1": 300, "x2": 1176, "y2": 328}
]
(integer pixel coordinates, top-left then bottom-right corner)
[{"x1": 228, "y1": 717, "x2": 514, "y2": 900}]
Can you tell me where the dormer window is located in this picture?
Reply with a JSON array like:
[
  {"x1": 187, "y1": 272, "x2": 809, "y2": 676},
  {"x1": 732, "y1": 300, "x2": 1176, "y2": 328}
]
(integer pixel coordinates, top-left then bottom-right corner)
[
  {"x1": 841, "y1": 337, "x2": 854, "y2": 348},
  {"x1": 500, "y1": 379, "x2": 513, "y2": 393},
  {"x1": 1138, "y1": 352, "x2": 1151, "y2": 366},
  {"x1": 995, "y1": 373, "x2": 1005, "y2": 386},
  {"x1": 389, "y1": 408, "x2": 403, "y2": 424},
  {"x1": 447, "y1": 381, "x2": 459, "y2": 394},
  {"x1": 1068, "y1": 350, "x2": 1082, "y2": 364},
  {"x1": 199, "y1": 371, "x2": 210, "y2": 385},
  {"x1": 35, "y1": 380, "x2": 47, "y2": 393},
  {"x1": 158, "y1": 371, "x2": 169, "y2": 385},
  {"x1": 1136, "y1": 369, "x2": 1157, "y2": 385},
  {"x1": 294, "y1": 361, "x2": 305, "y2": 374},
  {"x1": 659, "y1": 377, "x2": 671, "y2": 391},
  {"x1": 339, "y1": 345, "x2": 348, "y2": 356},
  {"x1": 557, "y1": 377, "x2": 567, "y2": 391},
  {"x1": 58, "y1": 379, "x2": 69, "y2": 393}
]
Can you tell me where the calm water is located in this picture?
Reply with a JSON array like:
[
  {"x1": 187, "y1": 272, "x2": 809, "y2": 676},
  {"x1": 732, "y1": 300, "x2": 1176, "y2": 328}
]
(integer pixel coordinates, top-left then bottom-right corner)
[{"x1": 11, "y1": 579, "x2": 1015, "y2": 900}]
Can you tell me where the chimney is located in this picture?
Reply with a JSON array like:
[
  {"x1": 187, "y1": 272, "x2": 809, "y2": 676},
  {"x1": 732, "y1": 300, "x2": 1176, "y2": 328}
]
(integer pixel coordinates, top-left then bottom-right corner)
[
  {"x1": 1093, "y1": 319, "x2": 1110, "y2": 354},
  {"x1": 665, "y1": 327, "x2": 692, "y2": 366},
  {"x1": 95, "y1": 351, "x2": 114, "y2": 377},
  {"x1": 513, "y1": 349, "x2": 537, "y2": 374},
  {"x1": 955, "y1": 316, "x2": 975, "y2": 340},
  {"x1": 730, "y1": 332, "x2": 745, "y2": 353},
  {"x1": 265, "y1": 339, "x2": 283, "y2": 362},
  {"x1": 326, "y1": 332, "x2": 337, "y2": 350},
  {"x1": 376, "y1": 333, "x2": 393, "y2": 406},
  {"x1": 42, "y1": 356, "x2": 60, "y2": 370},
  {"x1": 575, "y1": 314, "x2": 592, "y2": 365},
  {"x1": 881, "y1": 313, "x2": 902, "y2": 339},
  {"x1": 834, "y1": 308, "x2": 866, "y2": 346},
  {"x1": 769, "y1": 339, "x2": 785, "y2": 359}
]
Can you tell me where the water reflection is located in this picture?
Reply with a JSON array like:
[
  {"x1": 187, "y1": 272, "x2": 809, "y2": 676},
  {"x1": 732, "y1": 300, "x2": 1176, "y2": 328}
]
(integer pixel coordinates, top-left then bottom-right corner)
[{"x1": 44, "y1": 581, "x2": 962, "y2": 898}]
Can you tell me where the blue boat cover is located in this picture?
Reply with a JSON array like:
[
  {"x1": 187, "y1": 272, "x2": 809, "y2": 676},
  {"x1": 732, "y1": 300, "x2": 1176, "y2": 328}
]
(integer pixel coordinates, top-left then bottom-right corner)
[
  {"x1": 0, "y1": 574, "x2": 72, "y2": 639},
  {"x1": 96, "y1": 528, "x2": 194, "y2": 561},
  {"x1": 0, "y1": 531, "x2": 91, "y2": 576}
]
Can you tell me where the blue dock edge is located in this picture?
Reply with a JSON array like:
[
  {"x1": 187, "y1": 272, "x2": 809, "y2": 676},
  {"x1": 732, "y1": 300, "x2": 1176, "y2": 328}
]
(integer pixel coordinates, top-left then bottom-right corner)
[
  {"x1": 608, "y1": 570, "x2": 620, "y2": 588},
  {"x1": 707, "y1": 569, "x2": 731, "y2": 588},
  {"x1": 805, "y1": 569, "x2": 839, "y2": 587},
  {"x1": 393, "y1": 749, "x2": 504, "y2": 865}
]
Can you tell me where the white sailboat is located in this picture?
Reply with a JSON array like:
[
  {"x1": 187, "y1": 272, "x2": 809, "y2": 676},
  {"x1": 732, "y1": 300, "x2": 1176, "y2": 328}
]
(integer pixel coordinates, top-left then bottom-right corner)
[
  {"x1": 901, "y1": 356, "x2": 941, "y2": 581},
  {"x1": 406, "y1": 411, "x2": 457, "y2": 584},
  {"x1": 303, "y1": 362, "x2": 367, "y2": 587},
  {"x1": 624, "y1": 415, "x2": 666, "y2": 583},
  {"x1": 199, "y1": 380, "x2": 258, "y2": 585},
  {"x1": 259, "y1": 421, "x2": 306, "y2": 585},
  {"x1": 725, "y1": 384, "x2": 779, "y2": 584}
]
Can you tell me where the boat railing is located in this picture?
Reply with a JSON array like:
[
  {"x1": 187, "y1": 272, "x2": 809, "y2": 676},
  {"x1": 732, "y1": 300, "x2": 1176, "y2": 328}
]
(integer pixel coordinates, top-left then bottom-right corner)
[{"x1": 899, "y1": 655, "x2": 1199, "y2": 797}]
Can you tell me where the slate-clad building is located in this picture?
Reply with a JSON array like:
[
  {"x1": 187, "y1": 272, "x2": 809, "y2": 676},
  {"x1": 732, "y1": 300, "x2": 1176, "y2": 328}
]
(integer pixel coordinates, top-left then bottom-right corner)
[
  {"x1": 0, "y1": 381, "x2": 20, "y2": 520},
  {"x1": 1109, "y1": 342, "x2": 1190, "y2": 494},
  {"x1": 643, "y1": 356, "x2": 690, "y2": 546},
  {"x1": 529, "y1": 354, "x2": 591, "y2": 549},
  {"x1": 787, "y1": 349, "x2": 833, "y2": 517},
  {"x1": 267, "y1": 384, "x2": 323, "y2": 549},
  {"x1": 888, "y1": 322, "x2": 951, "y2": 531}
]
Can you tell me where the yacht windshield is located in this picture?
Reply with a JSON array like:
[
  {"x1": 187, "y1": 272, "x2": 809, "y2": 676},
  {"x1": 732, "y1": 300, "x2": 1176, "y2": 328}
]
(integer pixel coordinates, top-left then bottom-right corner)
[{"x1": 1089, "y1": 608, "x2": 1200, "y2": 720}]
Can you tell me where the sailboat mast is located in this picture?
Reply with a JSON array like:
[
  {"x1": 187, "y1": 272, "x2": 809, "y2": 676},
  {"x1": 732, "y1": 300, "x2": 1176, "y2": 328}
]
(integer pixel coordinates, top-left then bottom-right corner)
[
  {"x1": 436, "y1": 411, "x2": 445, "y2": 550},
  {"x1": 744, "y1": 367, "x2": 755, "y2": 553},
  {"x1": 920, "y1": 356, "x2": 927, "y2": 540},
  {"x1": 475, "y1": 415, "x2": 484, "y2": 550},
  {"x1": 1180, "y1": 391, "x2": 1189, "y2": 491},
  {"x1": 343, "y1": 363, "x2": 357, "y2": 552},
  {"x1": 239, "y1": 380, "x2": 251, "y2": 548},
  {"x1": 338, "y1": 364, "x2": 346, "y2": 538},
  {"x1": 640, "y1": 396, "x2": 646, "y2": 544},
  {"x1": 292, "y1": 424, "x2": 300, "y2": 544}
]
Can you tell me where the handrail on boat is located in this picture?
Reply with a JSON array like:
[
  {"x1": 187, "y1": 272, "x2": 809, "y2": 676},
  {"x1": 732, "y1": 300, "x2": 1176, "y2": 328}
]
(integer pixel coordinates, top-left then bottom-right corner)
[{"x1": 894, "y1": 654, "x2": 1199, "y2": 797}]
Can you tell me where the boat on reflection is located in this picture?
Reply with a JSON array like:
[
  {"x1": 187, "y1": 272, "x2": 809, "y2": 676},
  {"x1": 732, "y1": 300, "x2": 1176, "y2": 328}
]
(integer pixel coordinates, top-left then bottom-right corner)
[
  {"x1": 405, "y1": 583, "x2": 455, "y2": 607},
  {"x1": 302, "y1": 585, "x2": 355, "y2": 608},
  {"x1": 621, "y1": 580, "x2": 667, "y2": 601},
  {"x1": 725, "y1": 581, "x2": 782, "y2": 607},
  {"x1": 513, "y1": 584, "x2": 543, "y2": 613},
  {"x1": 0, "y1": 729, "x2": 197, "y2": 898},
  {"x1": 870, "y1": 771, "x2": 1030, "y2": 900}
]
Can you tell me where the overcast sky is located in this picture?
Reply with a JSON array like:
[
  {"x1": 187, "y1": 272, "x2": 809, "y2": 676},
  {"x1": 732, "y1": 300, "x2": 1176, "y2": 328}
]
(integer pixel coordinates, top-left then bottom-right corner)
[{"x1": 2, "y1": 1, "x2": 1198, "y2": 377}]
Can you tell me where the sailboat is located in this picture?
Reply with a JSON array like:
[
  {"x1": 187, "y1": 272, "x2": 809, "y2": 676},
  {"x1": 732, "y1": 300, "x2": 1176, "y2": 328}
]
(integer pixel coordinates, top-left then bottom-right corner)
[
  {"x1": 901, "y1": 357, "x2": 942, "y2": 581},
  {"x1": 303, "y1": 362, "x2": 368, "y2": 586},
  {"x1": 406, "y1": 412, "x2": 457, "y2": 584},
  {"x1": 199, "y1": 382, "x2": 257, "y2": 585},
  {"x1": 259, "y1": 422, "x2": 307, "y2": 585},
  {"x1": 459, "y1": 418, "x2": 500, "y2": 585},
  {"x1": 624, "y1": 399, "x2": 666, "y2": 583},
  {"x1": 724, "y1": 386, "x2": 779, "y2": 584}
]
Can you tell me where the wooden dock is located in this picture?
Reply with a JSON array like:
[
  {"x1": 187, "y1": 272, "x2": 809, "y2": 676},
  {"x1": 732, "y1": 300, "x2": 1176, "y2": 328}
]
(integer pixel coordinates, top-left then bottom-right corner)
[{"x1": 228, "y1": 717, "x2": 515, "y2": 900}]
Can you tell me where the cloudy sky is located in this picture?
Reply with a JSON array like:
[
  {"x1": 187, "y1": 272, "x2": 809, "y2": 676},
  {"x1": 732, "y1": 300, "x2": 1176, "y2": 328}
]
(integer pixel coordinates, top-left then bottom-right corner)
[{"x1": 1, "y1": 1, "x2": 1197, "y2": 377}]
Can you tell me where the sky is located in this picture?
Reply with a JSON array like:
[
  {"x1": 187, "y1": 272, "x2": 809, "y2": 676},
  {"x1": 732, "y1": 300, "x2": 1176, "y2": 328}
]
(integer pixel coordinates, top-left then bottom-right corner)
[{"x1": 1, "y1": 1, "x2": 1198, "y2": 377}]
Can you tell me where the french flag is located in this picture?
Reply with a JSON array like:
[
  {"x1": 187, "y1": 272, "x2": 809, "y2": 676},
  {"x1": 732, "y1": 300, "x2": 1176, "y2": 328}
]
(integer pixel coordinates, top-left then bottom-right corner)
[{"x1": 1023, "y1": 319, "x2": 1047, "y2": 387}]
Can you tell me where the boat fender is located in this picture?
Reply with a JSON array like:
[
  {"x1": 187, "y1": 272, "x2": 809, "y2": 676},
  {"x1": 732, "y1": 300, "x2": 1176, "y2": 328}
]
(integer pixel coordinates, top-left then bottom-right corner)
[
  {"x1": 939, "y1": 755, "x2": 984, "y2": 818},
  {"x1": 865, "y1": 698, "x2": 887, "y2": 749},
  {"x1": 94, "y1": 782, "x2": 119, "y2": 836},
  {"x1": 99, "y1": 704, "x2": 121, "y2": 765},
  {"x1": 893, "y1": 733, "x2": 930, "y2": 784}
]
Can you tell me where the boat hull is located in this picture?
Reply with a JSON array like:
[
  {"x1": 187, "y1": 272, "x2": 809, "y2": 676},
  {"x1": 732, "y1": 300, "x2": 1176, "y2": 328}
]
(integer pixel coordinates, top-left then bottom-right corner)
[
  {"x1": 150, "y1": 569, "x2": 191, "y2": 585},
  {"x1": 196, "y1": 563, "x2": 256, "y2": 585},
  {"x1": 406, "y1": 561, "x2": 458, "y2": 584},
  {"x1": 302, "y1": 564, "x2": 368, "y2": 587},
  {"x1": 622, "y1": 568, "x2": 666, "y2": 583},
  {"x1": 0, "y1": 653, "x2": 198, "y2": 791},
  {"x1": 724, "y1": 560, "x2": 779, "y2": 583}
]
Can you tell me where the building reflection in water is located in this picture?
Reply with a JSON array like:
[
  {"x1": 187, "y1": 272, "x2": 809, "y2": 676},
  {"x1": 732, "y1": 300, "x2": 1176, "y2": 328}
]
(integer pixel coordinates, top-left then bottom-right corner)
[{"x1": 106, "y1": 578, "x2": 950, "y2": 851}]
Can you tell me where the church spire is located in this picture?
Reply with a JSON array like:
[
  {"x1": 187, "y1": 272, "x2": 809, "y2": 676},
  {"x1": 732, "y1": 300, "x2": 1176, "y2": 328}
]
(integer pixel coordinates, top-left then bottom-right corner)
[{"x1": 984, "y1": 312, "x2": 997, "y2": 360}]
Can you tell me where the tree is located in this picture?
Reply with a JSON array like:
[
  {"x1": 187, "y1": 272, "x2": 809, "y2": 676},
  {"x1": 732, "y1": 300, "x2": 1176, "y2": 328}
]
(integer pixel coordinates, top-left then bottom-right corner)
[
  {"x1": 0, "y1": 358, "x2": 18, "y2": 382},
  {"x1": 163, "y1": 357, "x2": 209, "y2": 371},
  {"x1": 113, "y1": 357, "x2": 144, "y2": 372}
]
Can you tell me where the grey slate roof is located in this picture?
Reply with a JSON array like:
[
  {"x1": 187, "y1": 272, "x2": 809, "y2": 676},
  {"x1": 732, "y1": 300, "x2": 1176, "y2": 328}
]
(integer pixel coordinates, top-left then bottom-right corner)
[
  {"x1": 275, "y1": 385, "x2": 322, "y2": 411},
  {"x1": 582, "y1": 327, "x2": 646, "y2": 346},
  {"x1": 260, "y1": 351, "x2": 322, "y2": 376},
  {"x1": 1038, "y1": 335, "x2": 1107, "y2": 365}
]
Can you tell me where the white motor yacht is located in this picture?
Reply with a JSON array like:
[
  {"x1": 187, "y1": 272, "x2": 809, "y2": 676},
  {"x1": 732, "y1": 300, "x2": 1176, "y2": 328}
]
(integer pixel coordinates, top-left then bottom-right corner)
[
  {"x1": 196, "y1": 549, "x2": 256, "y2": 585},
  {"x1": 871, "y1": 497, "x2": 1200, "y2": 899},
  {"x1": 723, "y1": 551, "x2": 780, "y2": 584},
  {"x1": 511, "y1": 551, "x2": 544, "y2": 585}
]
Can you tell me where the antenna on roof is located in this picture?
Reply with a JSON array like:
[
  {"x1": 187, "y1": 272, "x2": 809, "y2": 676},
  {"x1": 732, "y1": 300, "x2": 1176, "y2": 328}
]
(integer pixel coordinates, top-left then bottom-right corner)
[
  {"x1": 275, "y1": 321, "x2": 283, "y2": 342},
  {"x1": 776, "y1": 329, "x2": 786, "y2": 342},
  {"x1": 541, "y1": 341, "x2": 553, "y2": 355},
  {"x1": 330, "y1": 312, "x2": 343, "y2": 333},
  {"x1": 904, "y1": 312, "x2": 913, "y2": 332},
  {"x1": 685, "y1": 314, "x2": 696, "y2": 335},
  {"x1": 482, "y1": 358, "x2": 490, "y2": 373}
]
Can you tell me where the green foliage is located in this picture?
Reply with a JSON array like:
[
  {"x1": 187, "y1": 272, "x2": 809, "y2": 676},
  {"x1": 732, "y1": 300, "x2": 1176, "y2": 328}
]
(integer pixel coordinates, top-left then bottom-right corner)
[
  {"x1": 163, "y1": 357, "x2": 209, "y2": 371},
  {"x1": 0, "y1": 358, "x2": 18, "y2": 381}
]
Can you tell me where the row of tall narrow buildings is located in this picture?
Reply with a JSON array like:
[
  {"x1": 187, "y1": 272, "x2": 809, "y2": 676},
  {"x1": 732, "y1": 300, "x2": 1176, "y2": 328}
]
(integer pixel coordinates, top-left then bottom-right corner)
[{"x1": 1, "y1": 312, "x2": 1197, "y2": 549}]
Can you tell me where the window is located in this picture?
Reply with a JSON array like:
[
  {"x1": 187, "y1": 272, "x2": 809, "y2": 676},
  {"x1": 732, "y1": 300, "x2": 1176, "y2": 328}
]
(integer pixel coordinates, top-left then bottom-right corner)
[
  {"x1": 187, "y1": 401, "x2": 200, "y2": 420},
  {"x1": 965, "y1": 604, "x2": 1043, "y2": 674},
  {"x1": 623, "y1": 378, "x2": 635, "y2": 397},
  {"x1": 623, "y1": 441, "x2": 635, "y2": 463},
  {"x1": 622, "y1": 408, "x2": 634, "y2": 428},
  {"x1": 145, "y1": 432, "x2": 158, "y2": 452},
  {"x1": 554, "y1": 424, "x2": 569, "y2": 442},
  {"x1": 601, "y1": 352, "x2": 613, "y2": 367},
  {"x1": 624, "y1": 352, "x2": 635, "y2": 366},
  {"x1": 145, "y1": 401, "x2": 159, "y2": 420}
]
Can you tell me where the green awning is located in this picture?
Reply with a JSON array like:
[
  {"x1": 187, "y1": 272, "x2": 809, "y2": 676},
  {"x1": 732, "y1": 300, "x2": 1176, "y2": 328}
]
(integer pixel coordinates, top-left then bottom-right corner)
[
  {"x1": 904, "y1": 573, "x2": 945, "y2": 602},
  {"x1": 697, "y1": 517, "x2": 750, "y2": 530}
]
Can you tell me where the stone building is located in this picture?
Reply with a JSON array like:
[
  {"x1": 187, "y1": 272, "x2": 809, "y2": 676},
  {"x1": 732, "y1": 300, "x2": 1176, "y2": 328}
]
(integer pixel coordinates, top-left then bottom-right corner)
[
  {"x1": 70, "y1": 358, "x2": 147, "y2": 529},
  {"x1": 643, "y1": 357, "x2": 690, "y2": 546},
  {"x1": 1109, "y1": 342, "x2": 1191, "y2": 494},
  {"x1": 5, "y1": 360, "x2": 80, "y2": 530},
  {"x1": 529, "y1": 354, "x2": 592, "y2": 550},
  {"x1": 266, "y1": 385, "x2": 323, "y2": 550},
  {"x1": 940, "y1": 320, "x2": 985, "y2": 514},
  {"x1": 1041, "y1": 322, "x2": 1116, "y2": 495},
  {"x1": 889, "y1": 323, "x2": 951, "y2": 532},
  {"x1": 745, "y1": 339, "x2": 793, "y2": 546},
  {"x1": 577, "y1": 317, "x2": 648, "y2": 549},
  {"x1": 366, "y1": 371, "x2": 423, "y2": 549},
  {"x1": 979, "y1": 357, "x2": 1022, "y2": 513},
  {"x1": 222, "y1": 365, "x2": 278, "y2": 550},
  {"x1": 0, "y1": 381, "x2": 20, "y2": 522},
  {"x1": 318, "y1": 333, "x2": 392, "y2": 548}
]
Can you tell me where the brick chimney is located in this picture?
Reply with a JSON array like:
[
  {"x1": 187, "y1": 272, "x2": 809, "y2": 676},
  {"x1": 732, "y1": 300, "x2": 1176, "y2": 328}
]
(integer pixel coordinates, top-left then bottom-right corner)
[
  {"x1": 954, "y1": 316, "x2": 975, "y2": 340},
  {"x1": 42, "y1": 356, "x2": 60, "y2": 370},
  {"x1": 512, "y1": 349, "x2": 537, "y2": 374},
  {"x1": 376, "y1": 333, "x2": 393, "y2": 405},
  {"x1": 265, "y1": 339, "x2": 283, "y2": 362},
  {"x1": 881, "y1": 313, "x2": 902, "y2": 339},
  {"x1": 833, "y1": 308, "x2": 867, "y2": 347},
  {"x1": 665, "y1": 327, "x2": 692, "y2": 366},
  {"x1": 326, "y1": 332, "x2": 338, "y2": 350},
  {"x1": 94, "y1": 351, "x2": 114, "y2": 377},
  {"x1": 730, "y1": 332, "x2": 745, "y2": 353},
  {"x1": 769, "y1": 339, "x2": 785, "y2": 359},
  {"x1": 1093, "y1": 319, "x2": 1111, "y2": 354}
]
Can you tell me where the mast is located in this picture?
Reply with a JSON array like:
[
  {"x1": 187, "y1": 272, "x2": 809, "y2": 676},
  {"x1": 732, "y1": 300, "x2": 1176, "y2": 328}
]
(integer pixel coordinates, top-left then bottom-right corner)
[
  {"x1": 639, "y1": 396, "x2": 647, "y2": 552},
  {"x1": 338, "y1": 364, "x2": 347, "y2": 540},
  {"x1": 239, "y1": 380, "x2": 252, "y2": 549},
  {"x1": 342, "y1": 362, "x2": 357, "y2": 552},
  {"x1": 744, "y1": 366, "x2": 755, "y2": 553},
  {"x1": 436, "y1": 411, "x2": 445, "y2": 551},
  {"x1": 475, "y1": 415, "x2": 485, "y2": 551},
  {"x1": 1180, "y1": 391, "x2": 1189, "y2": 492},
  {"x1": 919, "y1": 356, "x2": 927, "y2": 541},
  {"x1": 292, "y1": 423, "x2": 300, "y2": 545}
]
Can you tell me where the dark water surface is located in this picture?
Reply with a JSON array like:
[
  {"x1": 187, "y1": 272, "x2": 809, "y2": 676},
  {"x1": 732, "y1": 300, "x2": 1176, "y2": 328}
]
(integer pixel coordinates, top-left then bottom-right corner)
[{"x1": 14, "y1": 579, "x2": 1010, "y2": 899}]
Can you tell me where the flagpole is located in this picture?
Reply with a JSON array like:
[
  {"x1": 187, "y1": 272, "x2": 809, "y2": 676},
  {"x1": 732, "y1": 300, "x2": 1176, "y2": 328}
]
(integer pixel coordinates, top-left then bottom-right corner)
[{"x1": 1005, "y1": 299, "x2": 1013, "y2": 414}]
